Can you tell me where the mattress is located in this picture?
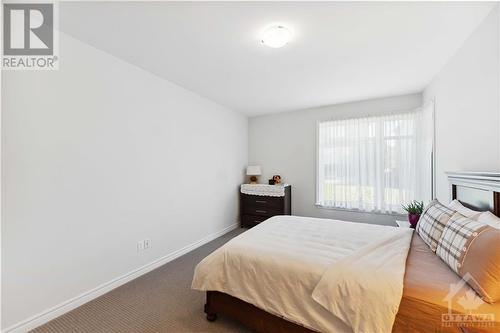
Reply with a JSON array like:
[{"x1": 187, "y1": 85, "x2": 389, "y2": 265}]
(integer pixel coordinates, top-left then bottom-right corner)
[
  {"x1": 193, "y1": 215, "x2": 412, "y2": 333},
  {"x1": 394, "y1": 234, "x2": 500, "y2": 333}
]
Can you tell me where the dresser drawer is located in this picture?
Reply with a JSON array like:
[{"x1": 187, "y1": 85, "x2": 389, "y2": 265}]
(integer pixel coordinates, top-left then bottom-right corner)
[
  {"x1": 241, "y1": 214, "x2": 268, "y2": 227},
  {"x1": 242, "y1": 194, "x2": 283, "y2": 209},
  {"x1": 243, "y1": 205, "x2": 282, "y2": 217}
]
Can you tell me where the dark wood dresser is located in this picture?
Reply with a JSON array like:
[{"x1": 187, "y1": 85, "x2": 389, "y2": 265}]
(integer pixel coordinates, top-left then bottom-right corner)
[{"x1": 240, "y1": 185, "x2": 291, "y2": 228}]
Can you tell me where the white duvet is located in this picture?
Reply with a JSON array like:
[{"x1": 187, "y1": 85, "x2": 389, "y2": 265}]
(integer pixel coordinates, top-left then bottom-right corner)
[{"x1": 192, "y1": 215, "x2": 413, "y2": 333}]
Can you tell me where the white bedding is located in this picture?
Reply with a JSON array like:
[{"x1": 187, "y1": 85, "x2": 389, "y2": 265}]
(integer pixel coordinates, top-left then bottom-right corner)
[{"x1": 192, "y1": 215, "x2": 413, "y2": 333}]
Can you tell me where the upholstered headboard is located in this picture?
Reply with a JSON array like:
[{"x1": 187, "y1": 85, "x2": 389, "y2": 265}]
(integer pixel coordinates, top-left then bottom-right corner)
[{"x1": 447, "y1": 172, "x2": 500, "y2": 217}]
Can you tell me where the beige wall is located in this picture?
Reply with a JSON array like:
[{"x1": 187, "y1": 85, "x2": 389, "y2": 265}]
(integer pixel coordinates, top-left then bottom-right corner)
[
  {"x1": 423, "y1": 5, "x2": 500, "y2": 202},
  {"x1": 1, "y1": 32, "x2": 248, "y2": 330},
  {"x1": 249, "y1": 94, "x2": 422, "y2": 226}
]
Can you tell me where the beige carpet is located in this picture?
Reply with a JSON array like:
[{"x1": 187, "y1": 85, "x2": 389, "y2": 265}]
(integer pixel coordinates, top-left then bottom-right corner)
[{"x1": 32, "y1": 228, "x2": 252, "y2": 333}]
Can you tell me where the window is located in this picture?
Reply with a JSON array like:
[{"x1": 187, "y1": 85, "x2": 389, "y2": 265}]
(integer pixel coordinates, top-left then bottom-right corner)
[{"x1": 316, "y1": 112, "x2": 418, "y2": 214}]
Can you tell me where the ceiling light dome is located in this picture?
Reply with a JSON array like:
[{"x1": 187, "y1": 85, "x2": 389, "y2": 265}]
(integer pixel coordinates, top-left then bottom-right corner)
[{"x1": 261, "y1": 25, "x2": 292, "y2": 48}]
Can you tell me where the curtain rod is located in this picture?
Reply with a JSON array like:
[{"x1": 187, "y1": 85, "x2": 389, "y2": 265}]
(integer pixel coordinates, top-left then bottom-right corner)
[{"x1": 319, "y1": 107, "x2": 421, "y2": 123}]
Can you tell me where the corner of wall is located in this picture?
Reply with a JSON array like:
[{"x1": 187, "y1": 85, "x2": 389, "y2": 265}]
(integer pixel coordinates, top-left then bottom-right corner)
[{"x1": 498, "y1": 4, "x2": 500, "y2": 169}]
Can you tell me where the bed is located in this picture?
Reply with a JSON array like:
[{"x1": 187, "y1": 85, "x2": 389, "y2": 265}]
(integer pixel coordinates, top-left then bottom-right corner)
[{"x1": 192, "y1": 172, "x2": 500, "y2": 333}]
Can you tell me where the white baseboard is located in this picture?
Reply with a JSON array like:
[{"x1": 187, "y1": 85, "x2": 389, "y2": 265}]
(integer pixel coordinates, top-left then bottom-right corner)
[{"x1": 3, "y1": 223, "x2": 239, "y2": 333}]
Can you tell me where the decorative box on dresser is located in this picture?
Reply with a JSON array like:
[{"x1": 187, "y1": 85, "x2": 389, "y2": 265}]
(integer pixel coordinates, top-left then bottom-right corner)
[{"x1": 240, "y1": 184, "x2": 291, "y2": 228}]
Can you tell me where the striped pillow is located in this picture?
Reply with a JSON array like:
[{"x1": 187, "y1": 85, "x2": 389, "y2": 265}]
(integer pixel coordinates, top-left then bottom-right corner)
[
  {"x1": 416, "y1": 200, "x2": 455, "y2": 251},
  {"x1": 435, "y1": 212, "x2": 488, "y2": 273},
  {"x1": 436, "y1": 212, "x2": 500, "y2": 303}
]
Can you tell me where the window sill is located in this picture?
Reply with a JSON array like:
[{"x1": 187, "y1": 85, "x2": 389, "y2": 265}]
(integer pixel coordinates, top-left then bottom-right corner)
[{"x1": 314, "y1": 203, "x2": 405, "y2": 216}]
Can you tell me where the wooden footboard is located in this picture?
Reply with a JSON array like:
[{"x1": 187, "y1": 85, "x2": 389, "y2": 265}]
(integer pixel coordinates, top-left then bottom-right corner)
[{"x1": 204, "y1": 291, "x2": 316, "y2": 333}]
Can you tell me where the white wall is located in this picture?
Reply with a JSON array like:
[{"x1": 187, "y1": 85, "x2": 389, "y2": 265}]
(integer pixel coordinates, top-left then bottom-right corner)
[
  {"x1": 248, "y1": 94, "x2": 422, "y2": 226},
  {"x1": 423, "y1": 5, "x2": 500, "y2": 202},
  {"x1": 1, "y1": 33, "x2": 248, "y2": 330}
]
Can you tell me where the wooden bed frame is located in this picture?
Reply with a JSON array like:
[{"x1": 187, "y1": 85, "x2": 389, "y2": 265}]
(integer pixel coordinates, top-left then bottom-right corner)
[{"x1": 203, "y1": 171, "x2": 500, "y2": 333}]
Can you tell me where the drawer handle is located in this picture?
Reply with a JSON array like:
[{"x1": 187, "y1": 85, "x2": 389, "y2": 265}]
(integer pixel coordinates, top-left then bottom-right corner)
[
  {"x1": 255, "y1": 210, "x2": 267, "y2": 213},
  {"x1": 255, "y1": 200, "x2": 267, "y2": 204}
]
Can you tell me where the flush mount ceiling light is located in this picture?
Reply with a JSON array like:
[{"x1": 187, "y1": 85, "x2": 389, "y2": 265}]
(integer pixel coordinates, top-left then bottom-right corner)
[{"x1": 261, "y1": 25, "x2": 292, "y2": 48}]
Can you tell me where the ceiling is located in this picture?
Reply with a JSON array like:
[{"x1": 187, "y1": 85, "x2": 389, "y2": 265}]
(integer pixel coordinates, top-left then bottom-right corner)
[{"x1": 60, "y1": 2, "x2": 495, "y2": 116}]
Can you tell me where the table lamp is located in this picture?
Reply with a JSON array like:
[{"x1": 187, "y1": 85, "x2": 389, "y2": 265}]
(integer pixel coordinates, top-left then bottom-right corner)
[{"x1": 246, "y1": 165, "x2": 262, "y2": 184}]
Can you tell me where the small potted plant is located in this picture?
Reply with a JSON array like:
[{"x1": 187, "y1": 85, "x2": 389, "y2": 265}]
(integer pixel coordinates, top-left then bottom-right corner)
[{"x1": 402, "y1": 201, "x2": 425, "y2": 228}]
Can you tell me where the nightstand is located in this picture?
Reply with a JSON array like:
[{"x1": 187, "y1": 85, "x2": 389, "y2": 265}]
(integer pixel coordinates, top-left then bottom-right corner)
[
  {"x1": 396, "y1": 220, "x2": 411, "y2": 228},
  {"x1": 240, "y1": 184, "x2": 291, "y2": 228}
]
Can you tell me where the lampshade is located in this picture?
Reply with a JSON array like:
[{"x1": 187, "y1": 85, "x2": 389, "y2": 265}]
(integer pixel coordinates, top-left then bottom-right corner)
[{"x1": 246, "y1": 165, "x2": 262, "y2": 176}]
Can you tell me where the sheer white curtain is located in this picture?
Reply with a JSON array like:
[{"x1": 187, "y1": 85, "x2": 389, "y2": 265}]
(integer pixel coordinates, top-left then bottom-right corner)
[{"x1": 317, "y1": 111, "x2": 419, "y2": 214}]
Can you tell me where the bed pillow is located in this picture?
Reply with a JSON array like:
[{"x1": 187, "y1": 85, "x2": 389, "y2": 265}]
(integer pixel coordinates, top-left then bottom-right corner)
[
  {"x1": 416, "y1": 200, "x2": 455, "y2": 252},
  {"x1": 436, "y1": 212, "x2": 500, "y2": 303},
  {"x1": 448, "y1": 200, "x2": 482, "y2": 219},
  {"x1": 477, "y1": 211, "x2": 500, "y2": 229}
]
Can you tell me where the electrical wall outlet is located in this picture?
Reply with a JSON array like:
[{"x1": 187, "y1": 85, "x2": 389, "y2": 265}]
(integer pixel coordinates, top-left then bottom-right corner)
[{"x1": 137, "y1": 239, "x2": 151, "y2": 252}]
